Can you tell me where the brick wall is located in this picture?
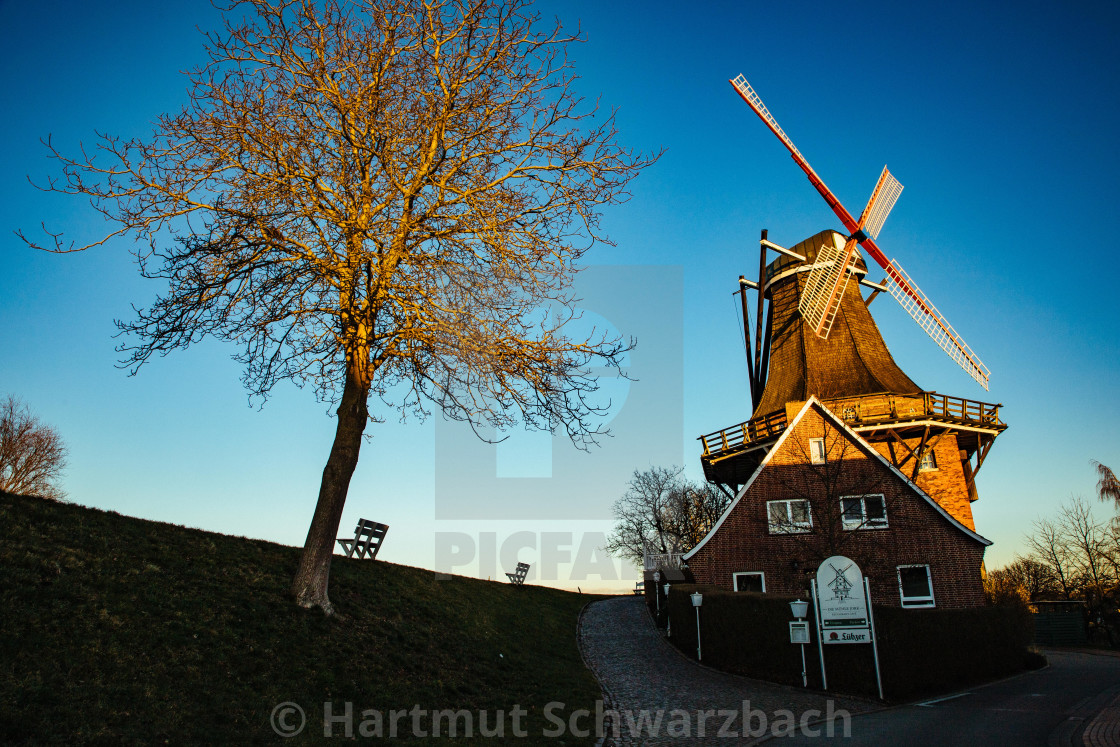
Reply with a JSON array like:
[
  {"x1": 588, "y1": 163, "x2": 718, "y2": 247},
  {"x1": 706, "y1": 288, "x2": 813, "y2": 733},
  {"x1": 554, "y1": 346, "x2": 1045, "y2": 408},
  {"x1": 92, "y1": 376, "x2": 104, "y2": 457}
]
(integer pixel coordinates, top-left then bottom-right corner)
[
  {"x1": 867, "y1": 433, "x2": 977, "y2": 530},
  {"x1": 688, "y1": 405, "x2": 987, "y2": 609}
]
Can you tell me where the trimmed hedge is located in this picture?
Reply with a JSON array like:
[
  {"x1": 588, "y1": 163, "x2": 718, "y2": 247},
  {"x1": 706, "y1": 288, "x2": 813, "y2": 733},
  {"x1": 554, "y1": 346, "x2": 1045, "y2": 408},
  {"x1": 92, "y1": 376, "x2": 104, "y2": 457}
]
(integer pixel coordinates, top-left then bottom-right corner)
[{"x1": 666, "y1": 585, "x2": 1035, "y2": 701}]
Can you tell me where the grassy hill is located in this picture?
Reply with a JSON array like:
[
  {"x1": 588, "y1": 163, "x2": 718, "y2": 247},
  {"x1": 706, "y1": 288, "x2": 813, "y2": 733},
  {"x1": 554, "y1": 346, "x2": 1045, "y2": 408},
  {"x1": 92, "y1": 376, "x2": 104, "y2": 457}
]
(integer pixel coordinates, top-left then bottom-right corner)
[{"x1": 0, "y1": 492, "x2": 605, "y2": 744}]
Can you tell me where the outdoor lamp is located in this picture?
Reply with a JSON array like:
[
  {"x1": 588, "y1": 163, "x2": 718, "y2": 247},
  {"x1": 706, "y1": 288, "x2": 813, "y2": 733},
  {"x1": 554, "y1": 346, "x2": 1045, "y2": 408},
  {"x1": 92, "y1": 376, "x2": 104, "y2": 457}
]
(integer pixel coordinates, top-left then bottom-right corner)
[
  {"x1": 663, "y1": 583, "x2": 672, "y2": 637},
  {"x1": 789, "y1": 599, "x2": 810, "y2": 687},
  {"x1": 653, "y1": 571, "x2": 661, "y2": 613},
  {"x1": 690, "y1": 591, "x2": 703, "y2": 661}
]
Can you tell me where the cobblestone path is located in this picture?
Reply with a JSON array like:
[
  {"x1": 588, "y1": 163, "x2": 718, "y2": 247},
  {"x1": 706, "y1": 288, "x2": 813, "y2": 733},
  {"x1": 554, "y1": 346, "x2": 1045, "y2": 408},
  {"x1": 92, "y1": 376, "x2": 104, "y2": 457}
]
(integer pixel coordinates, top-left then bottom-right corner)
[{"x1": 577, "y1": 596, "x2": 874, "y2": 745}]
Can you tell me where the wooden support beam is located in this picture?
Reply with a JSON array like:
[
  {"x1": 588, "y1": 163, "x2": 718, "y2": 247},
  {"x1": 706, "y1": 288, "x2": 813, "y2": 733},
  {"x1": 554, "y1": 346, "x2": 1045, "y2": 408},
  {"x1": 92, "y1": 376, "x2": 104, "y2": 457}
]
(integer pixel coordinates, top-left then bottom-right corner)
[
  {"x1": 760, "y1": 238, "x2": 805, "y2": 261},
  {"x1": 910, "y1": 425, "x2": 931, "y2": 482},
  {"x1": 965, "y1": 437, "x2": 994, "y2": 493},
  {"x1": 759, "y1": 302, "x2": 774, "y2": 395},
  {"x1": 909, "y1": 427, "x2": 950, "y2": 481},
  {"x1": 886, "y1": 428, "x2": 919, "y2": 472},
  {"x1": 738, "y1": 280, "x2": 757, "y2": 409},
  {"x1": 754, "y1": 230, "x2": 768, "y2": 400}
]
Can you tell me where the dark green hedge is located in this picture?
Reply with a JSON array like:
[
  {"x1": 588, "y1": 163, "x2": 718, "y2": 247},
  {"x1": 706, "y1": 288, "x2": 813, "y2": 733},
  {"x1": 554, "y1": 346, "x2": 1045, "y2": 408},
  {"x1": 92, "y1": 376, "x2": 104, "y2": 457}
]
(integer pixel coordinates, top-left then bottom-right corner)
[{"x1": 665, "y1": 585, "x2": 1035, "y2": 701}]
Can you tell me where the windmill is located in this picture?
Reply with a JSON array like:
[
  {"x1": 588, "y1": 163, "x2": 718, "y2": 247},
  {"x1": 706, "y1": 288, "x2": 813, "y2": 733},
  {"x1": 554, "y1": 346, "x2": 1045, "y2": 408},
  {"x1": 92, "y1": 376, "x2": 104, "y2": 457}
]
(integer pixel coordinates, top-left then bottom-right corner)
[{"x1": 730, "y1": 74, "x2": 990, "y2": 391}]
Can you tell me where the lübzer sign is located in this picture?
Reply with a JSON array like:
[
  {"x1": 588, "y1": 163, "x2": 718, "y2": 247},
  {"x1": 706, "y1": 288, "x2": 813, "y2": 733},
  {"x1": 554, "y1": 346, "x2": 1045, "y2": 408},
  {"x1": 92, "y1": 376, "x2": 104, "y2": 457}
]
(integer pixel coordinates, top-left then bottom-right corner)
[{"x1": 815, "y1": 555, "x2": 871, "y2": 645}]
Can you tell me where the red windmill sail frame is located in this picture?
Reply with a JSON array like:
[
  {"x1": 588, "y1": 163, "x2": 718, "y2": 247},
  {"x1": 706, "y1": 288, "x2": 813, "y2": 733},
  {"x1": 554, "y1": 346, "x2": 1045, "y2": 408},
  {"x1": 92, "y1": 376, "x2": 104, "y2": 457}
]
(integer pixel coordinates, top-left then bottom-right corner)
[
  {"x1": 729, "y1": 77, "x2": 918, "y2": 309},
  {"x1": 729, "y1": 75, "x2": 991, "y2": 390}
]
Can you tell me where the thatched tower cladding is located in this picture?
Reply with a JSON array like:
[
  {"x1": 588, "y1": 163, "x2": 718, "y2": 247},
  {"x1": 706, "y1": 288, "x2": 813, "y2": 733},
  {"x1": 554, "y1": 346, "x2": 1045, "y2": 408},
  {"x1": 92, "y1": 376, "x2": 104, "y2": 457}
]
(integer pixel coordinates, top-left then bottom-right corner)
[{"x1": 753, "y1": 229, "x2": 921, "y2": 420}]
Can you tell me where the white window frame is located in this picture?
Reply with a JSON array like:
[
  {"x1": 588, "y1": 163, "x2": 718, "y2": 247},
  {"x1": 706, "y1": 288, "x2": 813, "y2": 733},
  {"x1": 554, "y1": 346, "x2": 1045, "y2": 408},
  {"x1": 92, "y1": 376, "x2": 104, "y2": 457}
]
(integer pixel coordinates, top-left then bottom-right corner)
[
  {"x1": 919, "y1": 449, "x2": 937, "y2": 471},
  {"x1": 897, "y1": 564, "x2": 936, "y2": 608},
  {"x1": 767, "y1": 499, "x2": 812, "y2": 534},
  {"x1": 841, "y1": 494, "x2": 888, "y2": 530},
  {"x1": 809, "y1": 438, "x2": 826, "y2": 465},
  {"x1": 733, "y1": 571, "x2": 766, "y2": 593}
]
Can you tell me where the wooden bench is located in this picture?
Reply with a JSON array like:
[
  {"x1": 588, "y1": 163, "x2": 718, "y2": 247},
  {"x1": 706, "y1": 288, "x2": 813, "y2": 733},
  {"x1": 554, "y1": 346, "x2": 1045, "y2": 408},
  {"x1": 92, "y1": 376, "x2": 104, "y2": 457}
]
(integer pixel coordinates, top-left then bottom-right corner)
[
  {"x1": 336, "y1": 519, "x2": 389, "y2": 560},
  {"x1": 506, "y1": 562, "x2": 529, "y2": 586},
  {"x1": 634, "y1": 581, "x2": 645, "y2": 595}
]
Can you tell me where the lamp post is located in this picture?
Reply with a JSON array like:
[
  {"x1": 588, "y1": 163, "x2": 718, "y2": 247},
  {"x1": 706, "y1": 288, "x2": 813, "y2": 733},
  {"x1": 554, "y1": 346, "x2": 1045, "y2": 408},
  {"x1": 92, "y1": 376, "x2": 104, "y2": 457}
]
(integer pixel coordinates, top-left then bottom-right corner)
[
  {"x1": 663, "y1": 583, "x2": 671, "y2": 636},
  {"x1": 653, "y1": 571, "x2": 661, "y2": 614},
  {"x1": 790, "y1": 599, "x2": 809, "y2": 688},
  {"x1": 691, "y1": 591, "x2": 704, "y2": 661}
]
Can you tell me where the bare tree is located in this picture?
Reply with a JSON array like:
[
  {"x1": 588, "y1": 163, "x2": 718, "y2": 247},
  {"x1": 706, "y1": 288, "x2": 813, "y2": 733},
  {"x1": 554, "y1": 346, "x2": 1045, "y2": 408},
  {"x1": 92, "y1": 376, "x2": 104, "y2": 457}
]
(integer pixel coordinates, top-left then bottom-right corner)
[
  {"x1": 605, "y1": 465, "x2": 685, "y2": 565},
  {"x1": 1023, "y1": 496, "x2": 1118, "y2": 609},
  {"x1": 985, "y1": 556, "x2": 1057, "y2": 606},
  {"x1": 665, "y1": 482, "x2": 730, "y2": 550},
  {"x1": 22, "y1": 0, "x2": 655, "y2": 613},
  {"x1": 0, "y1": 396, "x2": 68, "y2": 501},
  {"x1": 1057, "y1": 497, "x2": 1114, "y2": 609},
  {"x1": 1000, "y1": 556, "x2": 1059, "y2": 602},
  {"x1": 1025, "y1": 515, "x2": 1079, "y2": 600}
]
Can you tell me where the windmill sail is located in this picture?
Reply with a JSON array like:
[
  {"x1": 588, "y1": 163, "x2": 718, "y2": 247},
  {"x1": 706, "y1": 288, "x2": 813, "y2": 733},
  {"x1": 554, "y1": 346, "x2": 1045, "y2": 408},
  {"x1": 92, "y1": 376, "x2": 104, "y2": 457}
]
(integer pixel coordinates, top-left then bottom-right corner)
[
  {"x1": 730, "y1": 73, "x2": 992, "y2": 389},
  {"x1": 799, "y1": 237, "x2": 857, "y2": 338},
  {"x1": 859, "y1": 167, "x2": 903, "y2": 241},
  {"x1": 883, "y1": 260, "x2": 991, "y2": 389},
  {"x1": 800, "y1": 167, "x2": 903, "y2": 339}
]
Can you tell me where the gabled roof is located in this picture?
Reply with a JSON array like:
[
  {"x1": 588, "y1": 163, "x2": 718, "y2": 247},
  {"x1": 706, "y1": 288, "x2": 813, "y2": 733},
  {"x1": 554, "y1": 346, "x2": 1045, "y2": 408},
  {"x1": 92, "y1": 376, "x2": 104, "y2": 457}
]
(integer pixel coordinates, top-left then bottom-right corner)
[{"x1": 683, "y1": 397, "x2": 991, "y2": 561}]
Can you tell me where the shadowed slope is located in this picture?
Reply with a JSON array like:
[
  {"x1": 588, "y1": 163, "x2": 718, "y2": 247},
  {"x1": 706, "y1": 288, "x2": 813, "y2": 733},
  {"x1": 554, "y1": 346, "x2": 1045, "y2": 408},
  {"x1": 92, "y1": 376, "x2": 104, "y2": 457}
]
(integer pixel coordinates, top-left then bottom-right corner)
[{"x1": 0, "y1": 491, "x2": 602, "y2": 744}]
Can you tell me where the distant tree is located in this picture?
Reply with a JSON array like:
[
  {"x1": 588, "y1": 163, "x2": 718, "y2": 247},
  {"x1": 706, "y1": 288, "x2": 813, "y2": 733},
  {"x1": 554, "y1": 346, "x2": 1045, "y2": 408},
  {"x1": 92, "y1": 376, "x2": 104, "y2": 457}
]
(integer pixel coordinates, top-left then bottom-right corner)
[
  {"x1": 604, "y1": 467, "x2": 731, "y2": 566},
  {"x1": 22, "y1": 0, "x2": 655, "y2": 613},
  {"x1": 1092, "y1": 460, "x2": 1120, "y2": 511},
  {"x1": 983, "y1": 569, "x2": 1029, "y2": 609},
  {"x1": 666, "y1": 482, "x2": 731, "y2": 551},
  {"x1": 605, "y1": 465, "x2": 686, "y2": 565},
  {"x1": 985, "y1": 556, "x2": 1057, "y2": 607},
  {"x1": 1057, "y1": 497, "x2": 1114, "y2": 610},
  {"x1": 998, "y1": 556, "x2": 1059, "y2": 602},
  {"x1": 0, "y1": 396, "x2": 68, "y2": 501},
  {"x1": 1025, "y1": 514, "x2": 1080, "y2": 600},
  {"x1": 1025, "y1": 497, "x2": 1116, "y2": 611}
]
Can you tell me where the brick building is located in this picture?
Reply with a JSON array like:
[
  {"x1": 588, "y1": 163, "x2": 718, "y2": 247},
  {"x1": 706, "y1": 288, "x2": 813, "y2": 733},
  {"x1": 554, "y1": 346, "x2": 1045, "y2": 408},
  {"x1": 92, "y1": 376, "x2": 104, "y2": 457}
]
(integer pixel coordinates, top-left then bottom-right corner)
[
  {"x1": 687, "y1": 230, "x2": 1007, "y2": 609},
  {"x1": 684, "y1": 397, "x2": 990, "y2": 608}
]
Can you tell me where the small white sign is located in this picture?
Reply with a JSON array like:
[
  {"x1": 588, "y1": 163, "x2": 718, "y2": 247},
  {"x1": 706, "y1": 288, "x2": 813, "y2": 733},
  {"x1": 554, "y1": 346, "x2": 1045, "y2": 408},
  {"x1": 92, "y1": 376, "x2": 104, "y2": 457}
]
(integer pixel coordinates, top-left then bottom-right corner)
[{"x1": 790, "y1": 621, "x2": 811, "y2": 644}]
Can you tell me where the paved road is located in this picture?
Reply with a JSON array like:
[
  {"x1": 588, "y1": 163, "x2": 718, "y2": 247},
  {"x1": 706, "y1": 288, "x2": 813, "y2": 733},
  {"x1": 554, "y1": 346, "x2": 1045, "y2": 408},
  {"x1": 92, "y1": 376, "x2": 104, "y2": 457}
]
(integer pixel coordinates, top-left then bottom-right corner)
[
  {"x1": 776, "y1": 650, "x2": 1120, "y2": 745},
  {"x1": 579, "y1": 597, "x2": 1120, "y2": 746},
  {"x1": 578, "y1": 596, "x2": 873, "y2": 744}
]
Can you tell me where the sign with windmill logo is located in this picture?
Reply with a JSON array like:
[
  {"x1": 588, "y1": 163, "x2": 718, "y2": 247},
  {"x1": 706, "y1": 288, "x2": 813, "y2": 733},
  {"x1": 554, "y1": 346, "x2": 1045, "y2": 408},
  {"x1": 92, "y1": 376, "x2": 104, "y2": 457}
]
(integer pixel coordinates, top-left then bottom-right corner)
[{"x1": 815, "y1": 555, "x2": 871, "y2": 644}]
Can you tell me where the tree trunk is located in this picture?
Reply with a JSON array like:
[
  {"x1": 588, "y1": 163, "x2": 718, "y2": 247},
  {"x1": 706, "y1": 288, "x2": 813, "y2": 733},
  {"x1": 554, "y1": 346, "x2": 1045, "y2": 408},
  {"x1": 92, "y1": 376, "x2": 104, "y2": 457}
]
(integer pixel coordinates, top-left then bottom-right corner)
[{"x1": 290, "y1": 366, "x2": 370, "y2": 614}]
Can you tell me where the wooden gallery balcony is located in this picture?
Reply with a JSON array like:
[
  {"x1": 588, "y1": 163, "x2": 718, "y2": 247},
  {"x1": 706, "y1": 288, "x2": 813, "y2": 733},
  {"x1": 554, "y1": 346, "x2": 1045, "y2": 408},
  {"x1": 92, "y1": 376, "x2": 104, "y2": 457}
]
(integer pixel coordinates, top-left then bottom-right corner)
[{"x1": 698, "y1": 392, "x2": 1006, "y2": 488}]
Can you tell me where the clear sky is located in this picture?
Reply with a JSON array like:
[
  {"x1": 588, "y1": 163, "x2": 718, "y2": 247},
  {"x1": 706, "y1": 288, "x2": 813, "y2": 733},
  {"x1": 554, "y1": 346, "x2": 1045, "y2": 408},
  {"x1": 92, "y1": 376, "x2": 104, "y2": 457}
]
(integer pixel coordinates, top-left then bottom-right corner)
[{"x1": 3, "y1": 0, "x2": 1119, "y2": 592}]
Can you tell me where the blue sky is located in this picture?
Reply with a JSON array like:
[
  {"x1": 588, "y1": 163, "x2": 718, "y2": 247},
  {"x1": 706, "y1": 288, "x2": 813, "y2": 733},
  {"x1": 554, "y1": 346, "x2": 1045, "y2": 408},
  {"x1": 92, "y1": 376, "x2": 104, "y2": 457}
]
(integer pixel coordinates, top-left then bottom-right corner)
[{"x1": 3, "y1": 0, "x2": 1119, "y2": 591}]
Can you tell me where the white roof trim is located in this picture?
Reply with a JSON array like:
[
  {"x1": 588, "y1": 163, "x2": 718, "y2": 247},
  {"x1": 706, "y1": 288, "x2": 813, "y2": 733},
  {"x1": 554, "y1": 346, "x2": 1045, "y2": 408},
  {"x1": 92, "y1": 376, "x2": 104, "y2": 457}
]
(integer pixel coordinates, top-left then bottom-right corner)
[{"x1": 684, "y1": 397, "x2": 991, "y2": 561}]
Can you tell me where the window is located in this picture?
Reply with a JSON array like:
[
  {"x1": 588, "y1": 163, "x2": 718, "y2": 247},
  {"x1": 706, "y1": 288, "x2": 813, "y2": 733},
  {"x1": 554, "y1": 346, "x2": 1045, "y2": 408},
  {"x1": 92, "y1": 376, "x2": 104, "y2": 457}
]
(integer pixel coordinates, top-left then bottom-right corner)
[
  {"x1": 919, "y1": 450, "x2": 937, "y2": 471},
  {"x1": 809, "y1": 438, "x2": 826, "y2": 464},
  {"x1": 767, "y1": 499, "x2": 812, "y2": 534},
  {"x1": 733, "y1": 572, "x2": 766, "y2": 593},
  {"x1": 897, "y1": 565, "x2": 935, "y2": 608},
  {"x1": 841, "y1": 494, "x2": 888, "y2": 530}
]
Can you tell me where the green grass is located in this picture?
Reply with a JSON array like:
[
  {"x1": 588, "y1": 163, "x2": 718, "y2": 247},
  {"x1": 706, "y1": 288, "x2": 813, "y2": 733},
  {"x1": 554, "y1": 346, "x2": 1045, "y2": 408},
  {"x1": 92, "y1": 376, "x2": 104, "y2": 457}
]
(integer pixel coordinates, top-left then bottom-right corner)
[{"x1": 0, "y1": 492, "x2": 606, "y2": 744}]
